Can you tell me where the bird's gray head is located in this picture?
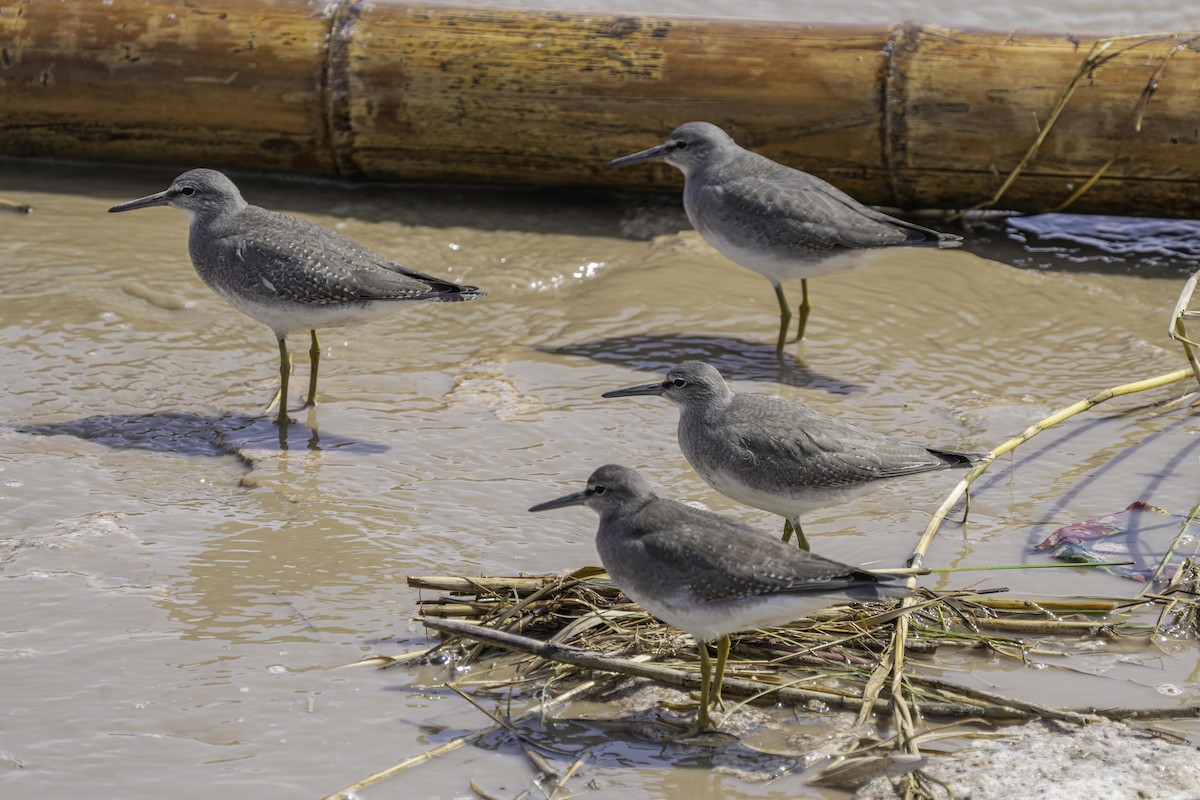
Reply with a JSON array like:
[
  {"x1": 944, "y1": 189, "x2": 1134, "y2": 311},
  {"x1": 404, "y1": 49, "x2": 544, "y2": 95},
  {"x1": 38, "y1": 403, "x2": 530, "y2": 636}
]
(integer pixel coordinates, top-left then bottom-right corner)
[
  {"x1": 108, "y1": 168, "x2": 247, "y2": 223},
  {"x1": 601, "y1": 360, "x2": 732, "y2": 409},
  {"x1": 607, "y1": 121, "x2": 737, "y2": 176},
  {"x1": 528, "y1": 464, "x2": 656, "y2": 518}
]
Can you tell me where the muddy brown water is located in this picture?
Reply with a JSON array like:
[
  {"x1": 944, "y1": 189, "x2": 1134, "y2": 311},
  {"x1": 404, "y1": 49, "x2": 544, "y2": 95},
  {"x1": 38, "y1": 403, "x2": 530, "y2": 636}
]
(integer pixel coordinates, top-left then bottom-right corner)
[
  {"x1": 2, "y1": 151, "x2": 1200, "y2": 796},
  {"x1": 423, "y1": 0, "x2": 1199, "y2": 33}
]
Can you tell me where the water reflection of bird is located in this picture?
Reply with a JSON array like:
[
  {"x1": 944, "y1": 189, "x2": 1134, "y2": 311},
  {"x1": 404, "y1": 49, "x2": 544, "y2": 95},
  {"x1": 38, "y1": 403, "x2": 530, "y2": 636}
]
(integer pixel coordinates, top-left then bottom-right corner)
[
  {"x1": 609, "y1": 122, "x2": 961, "y2": 353},
  {"x1": 603, "y1": 361, "x2": 986, "y2": 549},
  {"x1": 530, "y1": 464, "x2": 906, "y2": 732},
  {"x1": 109, "y1": 169, "x2": 484, "y2": 424}
]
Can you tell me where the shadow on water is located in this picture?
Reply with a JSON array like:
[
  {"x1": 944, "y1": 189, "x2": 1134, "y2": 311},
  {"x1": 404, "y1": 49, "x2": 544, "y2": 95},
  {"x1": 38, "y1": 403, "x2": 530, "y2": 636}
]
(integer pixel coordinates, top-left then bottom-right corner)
[
  {"x1": 968, "y1": 409, "x2": 1200, "y2": 575},
  {"x1": 381, "y1": 708, "x2": 794, "y2": 781},
  {"x1": 535, "y1": 333, "x2": 864, "y2": 393},
  {"x1": 9, "y1": 411, "x2": 390, "y2": 459},
  {"x1": 1045, "y1": 420, "x2": 1198, "y2": 519},
  {"x1": 0, "y1": 157, "x2": 632, "y2": 239}
]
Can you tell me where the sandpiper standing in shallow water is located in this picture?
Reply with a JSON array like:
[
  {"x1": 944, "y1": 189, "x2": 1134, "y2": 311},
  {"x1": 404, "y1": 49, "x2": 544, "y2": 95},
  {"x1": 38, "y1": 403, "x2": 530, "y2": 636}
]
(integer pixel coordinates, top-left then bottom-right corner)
[
  {"x1": 530, "y1": 464, "x2": 906, "y2": 732},
  {"x1": 603, "y1": 361, "x2": 986, "y2": 549},
  {"x1": 608, "y1": 122, "x2": 961, "y2": 353},
  {"x1": 109, "y1": 169, "x2": 484, "y2": 424}
]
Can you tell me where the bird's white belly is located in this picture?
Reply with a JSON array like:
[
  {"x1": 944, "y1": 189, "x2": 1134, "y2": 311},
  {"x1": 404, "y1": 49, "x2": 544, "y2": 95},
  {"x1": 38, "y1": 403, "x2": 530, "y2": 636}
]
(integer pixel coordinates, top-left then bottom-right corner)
[
  {"x1": 699, "y1": 228, "x2": 892, "y2": 285},
  {"x1": 629, "y1": 585, "x2": 851, "y2": 642},
  {"x1": 215, "y1": 290, "x2": 396, "y2": 337},
  {"x1": 703, "y1": 467, "x2": 883, "y2": 518}
]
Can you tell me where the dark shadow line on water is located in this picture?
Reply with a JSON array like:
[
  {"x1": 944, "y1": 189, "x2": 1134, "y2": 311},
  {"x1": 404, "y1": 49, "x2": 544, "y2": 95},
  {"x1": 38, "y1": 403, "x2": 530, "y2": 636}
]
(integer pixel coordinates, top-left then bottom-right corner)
[
  {"x1": 1025, "y1": 422, "x2": 1200, "y2": 575},
  {"x1": 972, "y1": 415, "x2": 1113, "y2": 501},
  {"x1": 1037, "y1": 417, "x2": 1199, "y2": 522},
  {"x1": 971, "y1": 412, "x2": 1199, "y2": 572},
  {"x1": 0, "y1": 157, "x2": 639, "y2": 239},
  {"x1": 9, "y1": 410, "x2": 390, "y2": 459},
  {"x1": 533, "y1": 334, "x2": 864, "y2": 393}
]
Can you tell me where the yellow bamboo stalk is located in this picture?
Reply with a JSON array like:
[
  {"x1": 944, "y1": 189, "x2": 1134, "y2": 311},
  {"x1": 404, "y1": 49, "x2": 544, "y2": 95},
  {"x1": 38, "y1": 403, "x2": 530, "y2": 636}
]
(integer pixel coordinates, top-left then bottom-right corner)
[
  {"x1": 1168, "y1": 272, "x2": 1200, "y2": 389},
  {"x1": 408, "y1": 575, "x2": 561, "y2": 595}
]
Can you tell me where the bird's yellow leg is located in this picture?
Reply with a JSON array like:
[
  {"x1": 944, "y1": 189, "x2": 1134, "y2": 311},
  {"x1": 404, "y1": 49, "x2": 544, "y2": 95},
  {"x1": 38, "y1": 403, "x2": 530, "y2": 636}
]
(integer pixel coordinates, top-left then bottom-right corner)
[
  {"x1": 268, "y1": 335, "x2": 295, "y2": 425},
  {"x1": 711, "y1": 635, "x2": 731, "y2": 711},
  {"x1": 773, "y1": 283, "x2": 792, "y2": 356},
  {"x1": 694, "y1": 642, "x2": 715, "y2": 732},
  {"x1": 303, "y1": 329, "x2": 320, "y2": 409},
  {"x1": 794, "y1": 279, "x2": 812, "y2": 341},
  {"x1": 671, "y1": 641, "x2": 725, "y2": 737},
  {"x1": 782, "y1": 518, "x2": 811, "y2": 551}
]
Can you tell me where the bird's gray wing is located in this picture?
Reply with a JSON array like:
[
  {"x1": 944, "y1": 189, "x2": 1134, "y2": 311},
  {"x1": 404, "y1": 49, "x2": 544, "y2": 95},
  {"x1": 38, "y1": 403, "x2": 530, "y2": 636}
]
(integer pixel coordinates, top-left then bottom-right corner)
[
  {"x1": 222, "y1": 208, "x2": 475, "y2": 305},
  {"x1": 722, "y1": 395, "x2": 962, "y2": 486},
  {"x1": 624, "y1": 500, "x2": 883, "y2": 602},
  {"x1": 701, "y1": 159, "x2": 958, "y2": 251}
]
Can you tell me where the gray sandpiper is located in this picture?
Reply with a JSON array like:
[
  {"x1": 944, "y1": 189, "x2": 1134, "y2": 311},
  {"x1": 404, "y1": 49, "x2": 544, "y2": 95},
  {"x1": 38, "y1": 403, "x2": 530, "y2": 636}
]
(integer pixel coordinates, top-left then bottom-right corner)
[
  {"x1": 529, "y1": 464, "x2": 906, "y2": 732},
  {"x1": 602, "y1": 361, "x2": 987, "y2": 549},
  {"x1": 109, "y1": 169, "x2": 484, "y2": 424},
  {"x1": 608, "y1": 121, "x2": 962, "y2": 353}
]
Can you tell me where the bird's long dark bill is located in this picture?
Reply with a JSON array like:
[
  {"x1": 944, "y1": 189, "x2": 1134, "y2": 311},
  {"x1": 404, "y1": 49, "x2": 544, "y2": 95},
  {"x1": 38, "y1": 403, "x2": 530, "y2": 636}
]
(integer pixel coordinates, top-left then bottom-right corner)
[
  {"x1": 108, "y1": 190, "x2": 172, "y2": 213},
  {"x1": 528, "y1": 490, "x2": 588, "y2": 513},
  {"x1": 600, "y1": 381, "x2": 664, "y2": 399},
  {"x1": 606, "y1": 144, "x2": 674, "y2": 168}
]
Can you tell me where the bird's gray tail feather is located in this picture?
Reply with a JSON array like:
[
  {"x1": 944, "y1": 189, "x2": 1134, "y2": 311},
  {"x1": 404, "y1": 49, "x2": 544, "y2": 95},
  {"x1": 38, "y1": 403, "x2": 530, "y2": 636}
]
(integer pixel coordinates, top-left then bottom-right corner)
[{"x1": 929, "y1": 448, "x2": 988, "y2": 468}]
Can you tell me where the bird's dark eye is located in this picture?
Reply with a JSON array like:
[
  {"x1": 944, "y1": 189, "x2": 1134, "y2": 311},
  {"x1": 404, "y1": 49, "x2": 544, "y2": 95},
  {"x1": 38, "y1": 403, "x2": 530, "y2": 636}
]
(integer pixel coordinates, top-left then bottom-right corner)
[
  {"x1": 674, "y1": 141, "x2": 688, "y2": 150},
  {"x1": 592, "y1": 485, "x2": 607, "y2": 496},
  {"x1": 672, "y1": 378, "x2": 687, "y2": 388},
  {"x1": 179, "y1": 186, "x2": 196, "y2": 196}
]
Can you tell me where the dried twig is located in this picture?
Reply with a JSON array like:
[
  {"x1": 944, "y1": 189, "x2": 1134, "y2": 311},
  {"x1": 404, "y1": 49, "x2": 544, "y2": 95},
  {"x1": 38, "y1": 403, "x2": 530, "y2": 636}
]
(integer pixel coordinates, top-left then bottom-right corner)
[
  {"x1": 965, "y1": 31, "x2": 1200, "y2": 215},
  {"x1": 423, "y1": 617, "x2": 1093, "y2": 723},
  {"x1": 0, "y1": 197, "x2": 34, "y2": 214}
]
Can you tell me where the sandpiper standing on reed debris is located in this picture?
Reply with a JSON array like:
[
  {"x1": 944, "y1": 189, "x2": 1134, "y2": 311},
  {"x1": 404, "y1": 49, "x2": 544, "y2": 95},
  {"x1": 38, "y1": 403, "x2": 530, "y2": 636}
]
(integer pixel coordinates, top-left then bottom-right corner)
[
  {"x1": 109, "y1": 169, "x2": 484, "y2": 424},
  {"x1": 608, "y1": 122, "x2": 962, "y2": 353},
  {"x1": 530, "y1": 464, "x2": 906, "y2": 732},
  {"x1": 603, "y1": 361, "x2": 986, "y2": 549}
]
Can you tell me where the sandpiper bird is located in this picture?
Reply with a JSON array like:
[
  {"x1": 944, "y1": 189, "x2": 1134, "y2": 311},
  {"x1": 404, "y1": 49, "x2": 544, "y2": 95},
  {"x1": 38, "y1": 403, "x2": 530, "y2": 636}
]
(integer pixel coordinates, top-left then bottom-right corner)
[
  {"x1": 529, "y1": 464, "x2": 905, "y2": 732},
  {"x1": 109, "y1": 169, "x2": 484, "y2": 424},
  {"x1": 603, "y1": 361, "x2": 986, "y2": 550},
  {"x1": 608, "y1": 122, "x2": 962, "y2": 353}
]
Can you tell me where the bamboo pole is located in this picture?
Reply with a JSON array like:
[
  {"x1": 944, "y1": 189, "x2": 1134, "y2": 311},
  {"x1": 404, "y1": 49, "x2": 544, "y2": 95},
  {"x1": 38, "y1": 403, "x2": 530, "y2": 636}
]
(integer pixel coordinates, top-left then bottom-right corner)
[
  {"x1": 4, "y1": 2, "x2": 1200, "y2": 215},
  {"x1": 0, "y1": 0, "x2": 337, "y2": 173},
  {"x1": 408, "y1": 575, "x2": 564, "y2": 595}
]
